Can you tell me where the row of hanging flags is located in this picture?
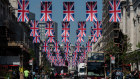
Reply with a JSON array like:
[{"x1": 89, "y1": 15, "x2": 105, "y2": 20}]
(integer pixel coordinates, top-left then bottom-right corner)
[
  {"x1": 18, "y1": 0, "x2": 121, "y2": 66},
  {"x1": 18, "y1": 0, "x2": 121, "y2": 22}
]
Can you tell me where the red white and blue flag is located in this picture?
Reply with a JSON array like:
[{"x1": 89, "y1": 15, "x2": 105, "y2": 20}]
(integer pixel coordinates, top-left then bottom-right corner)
[
  {"x1": 45, "y1": 21, "x2": 54, "y2": 37},
  {"x1": 54, "y1": 41, "x2": 59, "y2": 52},
  {"x1": 64, "y1": 42, "x2": 70, "y2": 60},
  {"x1": 72, "y1": 59, "x2": 76, "y2": 66},
  {"x1": 42, "y1": 41, "x2": 48, "y2": 52},
  {"x1": 63, "y1": 2, "x2": 74, "y2": 21},
  {"x1": 61, "y1": 22, "x2": 70, "y2": 42},
  {"x1": 55, "y1": 50, "x2": 60, "y2": 61},
  {"x1": 40, "y1": 1, "x2": 52, "y2": 21},
  {"x1": 18, "y1": 0, "x2": 29, "y2": 22},
  {"x1": 51, "y1": 56, "x2": 55, "y2": 63},
  {"x1": 75, "y1": 42, "x2": 81, "y2": 52},
  {"x1": 30, "y1": 20, "x2": 39, "y2": 37},
  {"x1": 72, "y1": 51, "x2": 77, "y2": 66},
  {"x1": 33, "y1": 36, "x2": 40, "y2": 43},
  {"x1": 93, "y1": 21, "x2": 102, "y2": 38},
  {"x1": 77, "y1": 35, "x2": 84, "y2": 43},
  {"x1": 79, "y1": 56, "x2": 84, "y2": 63},
  {"x1": 109, "y1": 0, "x2": 121, "y2": 22},
  {"x1": 91, "y1": 27, "x2": 98, "y2": 42},
  {"x1": 62, "y1": 36, "x2": 69, "y2": 43},
  {"x1": 86, "y1": 41, "x2": 92, "y2": 52},
  {"x1": 82, "y1": 49, "x2": 87, "y2": 62},
  {"x1": 78, "y1": 22, "x2": 86, "y2": 37},
  {"x1": 73, "y1": 51, "x2": 77, "y2": 60},
  {"x1": 58, "y1": 56, "x2": 63, "y2": 66},
  {"x1": 46, "y1": 49, "x2": 52, "y2": 60},
  {"x1": 86, "y1": 1, "x2": 97, "y2": 22},
  {"x1": 91, "y1": 34, "x2": 98, "y2": 42},
  {"x1": 77, "y1": 22, "x2": 86, "y2": 42},
  {"x1": 47, "y1": 36, "x2": 55, "y2": 43},
  {"x1": 54, "y1": 56, "x2": 58, "y2": 66}
]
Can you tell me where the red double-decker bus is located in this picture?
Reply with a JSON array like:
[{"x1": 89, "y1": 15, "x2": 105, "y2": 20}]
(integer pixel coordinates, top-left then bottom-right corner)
[{"x1": 86, "y1": 52, "x2": 105, "y2": 79}]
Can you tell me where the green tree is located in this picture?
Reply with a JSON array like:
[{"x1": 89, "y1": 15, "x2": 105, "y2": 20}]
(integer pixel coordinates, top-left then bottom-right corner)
[
  {"x1": 105, "y1": 35, "x2": 132, "y2": 67},
  {"x1": 28, "y1": 48, "x2": 36, "y2": 60},
  {"x1": 129, "y1": 42, "x2": 140, "y2": 68},
  {"x1": 120, "y1": 35, "x2": 132, "y2": 64}
]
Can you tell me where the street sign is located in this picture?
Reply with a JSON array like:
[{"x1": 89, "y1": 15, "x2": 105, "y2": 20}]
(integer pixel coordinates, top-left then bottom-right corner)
[
  {"x1": 29, "y1": 59, "x2": 33, "y2": 65},
  {"x1": 13, "y1": 62, "x2": 20, "y2": 65},
  {"x1": 111, "y1": 56, "x2": 115, "y2": 64}
]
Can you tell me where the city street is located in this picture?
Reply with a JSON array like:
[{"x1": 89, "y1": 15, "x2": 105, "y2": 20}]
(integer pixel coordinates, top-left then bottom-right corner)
[{"x1": 0, "y1": 0, "x2": 140, "y2": 79}]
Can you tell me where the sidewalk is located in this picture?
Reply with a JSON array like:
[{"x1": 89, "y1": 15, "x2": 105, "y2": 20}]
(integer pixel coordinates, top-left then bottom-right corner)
[{"x1": 20, "y1": 73, "x2": 24, "y2": 79}]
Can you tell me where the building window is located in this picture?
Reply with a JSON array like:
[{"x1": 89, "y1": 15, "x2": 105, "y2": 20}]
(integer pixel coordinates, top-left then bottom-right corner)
[{"x1": 133, "y1": 18, "x2": 137, "y2": 26}]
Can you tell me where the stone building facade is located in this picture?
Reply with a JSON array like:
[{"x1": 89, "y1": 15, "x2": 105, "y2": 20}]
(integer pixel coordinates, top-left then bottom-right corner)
[
  {"x1": 120, "y1": 0, "x2": 140, "y2": 70},
  {"x1": 120, "y1": 0, "x2": 140, "y2": 51},
  {"x1": 94, "y1": 0, "x2": 122, "y2": 52},
  {"x1": 0, "y1": 0, "x2": 37, "y2": 78}
]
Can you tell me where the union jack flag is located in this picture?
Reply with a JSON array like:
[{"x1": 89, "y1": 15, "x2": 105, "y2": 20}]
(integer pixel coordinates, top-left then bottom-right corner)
[
  {"x1": 86, "y1": 1, "x2": 97, "y2": 22},
  {"x1": 18, "y1": 0, "x2": 29, "y2": 22},
  {"x1": 62, "y1": 36, "x2": 69, "y2": 43},
  {"x1": 86, "y1": 41, "x2": 92, "y2": 52},
  {"x1": 54, "y1": 57, "x2": 58, "y2": 66},
  {"x1": 65, "y1": 42, "x2": 70, "y2": 53},
  {"x1": 109, "y1": 0, "x2": 121, "y2": 22},
  {"x1": 65, "y1": 51, "x2": 69, "y2": 61},
  {"x1": 47, "y1": 36, "x2": 55, "y2": 43},
  {"x1": 93, "y1": 21, "x2": 102, "y2": 38},
  {"x1": 78, "y1": 22, "x2": 86, "y2": 37},
  {"x1": 58, "y1": 56, "x2": 63, "y2": 66},
  {"x1": 91, "y1": 27, "x2": 98, "y2": 42},
  {"x1": 55, "y1": 50, "x2": 60, "y2": 61},
  {"x1": 33, "y1": 36, "x2": 40, "y2": 43},
  {"x1": 51, "y1": 56, "x2": 55, "y2": 63},
  {"x1": 64, "y1": 42, "x2": 70, "y2": 60},
  {"x1": 82, "y1": 49, "x2": 87, "y2": 61},
  {"x1": 73, "y1": 51, "x2": 78, "y2": 60},
  {"x1": 79, "y1": 56, "x2": 84, "y2": 63},
  {"x1": 40, "y1": 1, "x2": 52, "y2": 21},
  {"x1": 72, "y1": 58, "x2": 77, "y2": 66},
  {"x1": 61, "y1": 22, "x2": 70, "y2": 42},
  {"x1": 54, "y1": 41, "x2": 59, "y2": 52},
  {"x1": 42, "y1": 41, "x2": 48, "y2": 52},
  {"x1": 77, "y1": 22, "x2": 86, "y2": 42},
  {"x1": 75, "y1": 42, "x2": 81, "y2": 52},
  {"x1": 45, "y1": 21, "x2": 54, "y2": 37},
  {"x1": 63, "y1": 2, "x2": 74, "y2": 21},
  {"x1": 46, "y1": 49, "x2": 52, "y2": 60},
  {"x1": 91, "y1": 34, "x2": 98, "y2": 42},
  {"x1": 30, "y1": 20, "x2": 39, "y2": 37},
  {"x1": 77, "y1": 35, "x2": 84, "y2": 43}
]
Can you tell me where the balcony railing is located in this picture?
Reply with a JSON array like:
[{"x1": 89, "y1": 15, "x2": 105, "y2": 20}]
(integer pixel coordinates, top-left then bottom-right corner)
[
  {"x1": 8, "y1": 41, "x2": 29, "y2": 50},
  {"x1": 120, "y1": 0, "x2": 126, "y2": 2},
  {"x1": 133, "y1": 0, "x2": 140, "y2": 10}
]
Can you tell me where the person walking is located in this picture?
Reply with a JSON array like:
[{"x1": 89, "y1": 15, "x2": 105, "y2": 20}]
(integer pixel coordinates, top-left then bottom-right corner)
[
  {"x1": 24, "y1": 69, "x2": 29, "y2": 79},
  {"x1": 133, "y1": 69, "x2": 139, "y2": 79},
  {"x1": 116, "y1": 70, "x2": 123, "y2": 79},
  {"x1": 112, "y1": 70, "x2": 116, "y2": 79}
]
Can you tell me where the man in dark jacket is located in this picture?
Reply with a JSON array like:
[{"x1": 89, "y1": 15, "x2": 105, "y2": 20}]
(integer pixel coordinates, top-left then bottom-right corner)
[
  {"x1": 112, "y1": 70, "x2": 116, "y2": 79},
  {"x1": 133, "y1": 69, "x2": 139, "y2": 79}
]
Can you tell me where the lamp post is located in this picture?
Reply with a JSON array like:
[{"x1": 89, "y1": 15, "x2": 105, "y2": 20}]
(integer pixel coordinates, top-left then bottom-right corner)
[
  {"x1": 20, "y1": 51, "x2": 24, "y2": 79},
  {"x1": 136, "y1": 49, "x2": 140, "y2": 71}
]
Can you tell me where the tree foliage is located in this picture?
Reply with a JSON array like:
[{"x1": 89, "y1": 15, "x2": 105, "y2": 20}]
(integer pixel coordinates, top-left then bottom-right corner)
[
  {"x1": 28, "y1": 48, "x2": 36, "y2": 60},
  {"x1": 104, "y1": 35, "x2": 132, "y2": 66}
]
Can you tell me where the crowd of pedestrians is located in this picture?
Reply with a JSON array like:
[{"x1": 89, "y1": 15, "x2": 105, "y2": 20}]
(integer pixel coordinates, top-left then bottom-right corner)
[{"x1": 107, "y1": 69, "x2": 140, "y2": 79}]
